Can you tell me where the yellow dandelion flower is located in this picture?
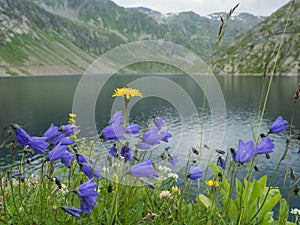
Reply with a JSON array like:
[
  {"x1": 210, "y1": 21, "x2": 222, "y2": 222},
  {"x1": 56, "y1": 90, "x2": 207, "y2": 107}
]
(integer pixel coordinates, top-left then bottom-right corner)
[
  {"x1": 205, "y1": 180, "x2": 219, "y2": 187},
  {"x1": 172, "y1": 186, "x2": 181, "y2": 195},
  {"x1": 112, "y1": 87, "x2": 142, "y2": 100}
]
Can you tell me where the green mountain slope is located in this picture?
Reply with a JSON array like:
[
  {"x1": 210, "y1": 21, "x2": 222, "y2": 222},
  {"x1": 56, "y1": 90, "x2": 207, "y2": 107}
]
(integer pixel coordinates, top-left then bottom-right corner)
[
  {"x1": 213, "y1": 0, "x2": 300, "y2": 75},
  {"x1": 0, "y1": 0, "x2": 265, "y2": 75}
]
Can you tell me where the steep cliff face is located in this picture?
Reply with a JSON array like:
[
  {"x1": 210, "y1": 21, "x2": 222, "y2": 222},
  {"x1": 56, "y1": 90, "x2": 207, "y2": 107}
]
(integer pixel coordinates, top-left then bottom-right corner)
[
  {"x1": 213, "y1": 0, "x2": 300, "y2": 75},
  {"x1": 0, "y1": 0, "x2": 265, "y2": 75}
]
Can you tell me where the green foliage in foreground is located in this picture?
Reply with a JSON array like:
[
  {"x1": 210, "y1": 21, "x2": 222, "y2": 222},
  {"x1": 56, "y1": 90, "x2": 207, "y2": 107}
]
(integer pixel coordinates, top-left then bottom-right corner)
[{"x1": 0, "y1": 161, "x2": 297, "y2": 225}]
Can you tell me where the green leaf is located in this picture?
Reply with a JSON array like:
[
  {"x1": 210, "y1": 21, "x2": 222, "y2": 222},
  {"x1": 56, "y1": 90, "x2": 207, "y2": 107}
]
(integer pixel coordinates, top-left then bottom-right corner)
[
  {"x1": 278, "y1": 198, "x2": 289, "y2": 224},
  {"x1": 196, "y1": 194, "x2": 212, "y2": 209}
]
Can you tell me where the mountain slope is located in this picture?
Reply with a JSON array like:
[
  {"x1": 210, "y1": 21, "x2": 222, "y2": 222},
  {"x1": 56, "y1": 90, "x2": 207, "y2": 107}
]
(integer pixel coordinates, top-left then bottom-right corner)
[
  {"x1": 0, "y1": 0, "x2": 265, "y2": 75},
  {"x1": 213, "y1": 0, "x2": 300, "y2": 75}
]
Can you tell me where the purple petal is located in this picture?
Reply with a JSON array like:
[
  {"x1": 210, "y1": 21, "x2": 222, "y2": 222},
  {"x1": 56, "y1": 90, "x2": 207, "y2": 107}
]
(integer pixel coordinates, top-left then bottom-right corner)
[
  {"x1": 61, "y1": 206, "x2": 81, "y2": 217},
  {"x1": 77, "y1": 179, "x2": 98, "y2": 198},
  {"x1": 109, "y1": 111, "x2": 124, "y2": 125},
  {"x1": 153, "y1": 117, "x2": 165, "y2": 130},
  {"x1": 15, "y1": 128, "x2": 30, "y2": 146},
  {"x1": 43, "y1": 124, "x2": 60, "y2": 140},
  {"x1": 29, "y1": 136, "x2": 49, "y2": 154},
  {"x1": 256, "y1": 137, "x2": 274, "y2": 154},
  {"x1": 125, "y1": 124, "x2": 139, "y2": 134}
]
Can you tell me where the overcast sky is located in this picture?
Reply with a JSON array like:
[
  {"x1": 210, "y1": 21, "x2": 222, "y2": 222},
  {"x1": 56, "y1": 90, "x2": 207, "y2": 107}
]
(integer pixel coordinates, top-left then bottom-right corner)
[{"x1": 113, "y1": 0, "x2": 291, "y2": 16}]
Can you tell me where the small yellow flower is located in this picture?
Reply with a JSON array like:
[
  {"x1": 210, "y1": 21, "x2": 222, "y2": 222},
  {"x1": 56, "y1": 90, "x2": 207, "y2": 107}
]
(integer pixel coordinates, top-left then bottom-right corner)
[
  {"x1": 69, "y1": 113, "x2": 77, "y2": 118},
  {"x1": 172, "y1": 186, "x2": 181, "y2": 195},
  {"x1": 68, "y1": 113, "x2": 77, "y2": 123},
  {"x1": 112, "y1": 87, "x2": 142, "y2": 100},
  {"x1": 205, "y1": 180, "x2": 219, "y2": 187}
]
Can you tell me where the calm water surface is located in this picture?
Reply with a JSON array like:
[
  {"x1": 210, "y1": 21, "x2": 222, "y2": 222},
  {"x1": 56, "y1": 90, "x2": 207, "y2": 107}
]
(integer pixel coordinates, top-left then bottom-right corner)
[{"x1": 0, "y1": 74, "x2": 299, "y2": 210}]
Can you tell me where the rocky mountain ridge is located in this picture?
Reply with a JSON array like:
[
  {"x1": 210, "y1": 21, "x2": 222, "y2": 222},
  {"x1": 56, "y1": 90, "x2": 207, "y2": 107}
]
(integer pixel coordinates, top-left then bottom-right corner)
[{"x1": 0, "y1": 0, "x2": 293, "y2": 76}]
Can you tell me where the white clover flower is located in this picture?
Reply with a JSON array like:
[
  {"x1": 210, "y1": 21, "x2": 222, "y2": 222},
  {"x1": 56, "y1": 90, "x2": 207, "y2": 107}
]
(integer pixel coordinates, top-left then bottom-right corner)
[
  {"x1": 167, "y1": 173, "x2": 179, "y2": 182},
  {"x1": 159, "y1": 190, "x2": 172, "y2": 199}
]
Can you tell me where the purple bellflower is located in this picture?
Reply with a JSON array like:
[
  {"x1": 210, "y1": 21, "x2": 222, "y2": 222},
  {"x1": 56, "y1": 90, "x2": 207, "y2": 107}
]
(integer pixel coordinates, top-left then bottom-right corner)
[
  {"x1": 153, "y1": 117, "x2": 165, "y2": 130},
  {"x1": 77, "y1": 179, "x2": 98, "y2": 198},
  {"x1": 120, "y1": 144, "x2": 133, "y2": 162},
  {"x1": 81, "y1": 165, "x2": 101, "y2": 179},
  {"x1": 29, "y1": 137, "x2": 49, "y2": 154},
  {"x1": 43, "y1": 124, "x2": 60, "y2": 140},
  {"x1": 109, "y1": 111, "x2": 124, "y2": 124},
  {"x1": 102, "y1": 111, "x2": 139, "y2": 140},
  {"x1": 102, "y1": 124, "x2": 126, "y2": 140},
  {"x1": 270, "y1": 116, "x2": 288, "y2": 133},
  {"x1": 138, "y1": 128, "x2": 164, "y2": 149},
  {"x1": 48, "y1": 143, "x2": 74, "y2": 167},
  {"x1": 76, "y1": 154, "x2": 101, "y2": 179},
  {"x1": 80, "y1": 196, "x2": 98, "y2": 214},
  {"x1": 129, "y1": 159, "x2": 160, "y2": 178},
  {"x1": 15, "y1": 127, "x2": 49, "y2": 154},
  {"x1": 108, "y1": 145, "x2": 117, "y2": 158},
  {"x1": 188, "y1": 166, "x2": 202, "y2": 182},
  {"x1": 168, "y1": 155, "x2": 178, "y2": 166},
  {"x1": 125, "y1": 124, "x2": 139, "y2": 134},
  {"x1": 256, "y1": 137, "x2": 274, "y2": 154},
  {"x1": 233, "y1": 140, "x2": 256, "y2": 164},
  {"x1": 217, "y1": 156, "x2": 226, "y2": 169},
  {"x1": 161, "y1": 129, "x2": 172, "y2": 142},
  {"x1": 61, "y1": 206, "x2": 81, "y2": 218},
  {"x1": 15, "y1": 127, "x2": 30, "y2": 146},
  {"x1": 61, "y1": 123, "x2": 77, "y2": 135}
]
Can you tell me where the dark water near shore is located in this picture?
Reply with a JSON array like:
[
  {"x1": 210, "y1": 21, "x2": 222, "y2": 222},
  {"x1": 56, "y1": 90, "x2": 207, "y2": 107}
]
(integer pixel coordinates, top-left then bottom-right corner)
[{"x1": 0, "y1": 74, "x2": 299, "y2": 213}]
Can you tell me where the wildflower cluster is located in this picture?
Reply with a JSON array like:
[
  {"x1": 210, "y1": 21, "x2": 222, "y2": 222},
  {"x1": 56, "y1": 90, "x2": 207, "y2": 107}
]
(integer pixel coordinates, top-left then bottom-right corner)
[
  {"x1": 230, "y1": 116, "x2": 287, "y2": 165},
  {"x1": 1, "y1": 85, "x2": 298, "y2": 224}
]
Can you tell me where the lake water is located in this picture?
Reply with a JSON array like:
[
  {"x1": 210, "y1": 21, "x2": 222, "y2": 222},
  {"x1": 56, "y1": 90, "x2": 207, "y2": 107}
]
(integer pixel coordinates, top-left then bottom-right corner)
[{"x1": 0, "y1": 74, "x2": 299, "y2": 211}]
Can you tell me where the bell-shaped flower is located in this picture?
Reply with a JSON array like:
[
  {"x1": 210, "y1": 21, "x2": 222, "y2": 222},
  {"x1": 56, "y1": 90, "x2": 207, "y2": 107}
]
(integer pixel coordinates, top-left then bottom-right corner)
[
  {"x1": 168, "y1": 155, "x2": 178, "y2": 166},
  {"x1": 139, "y1": 128, "x2": 163, "y2": 149},
  {"x1": 77, "y1": 179, "x2": 98, "y2": 198},
  {"x1": 76, "y1": 154, "x2": 89, "y2": 164},
  {"x1": 48, "y1": 143, "x2": 74, "y2": 167},
  {"x1": 102, "y1": 124, "x2": 126, "y2": 140},
  {"x1": 154, "y1": 117, "x2": 165, "y2": 130},
  {"x1": 15, "y1": 127, "x2": 30, "y2": 146},
  {"x1": 76, "y1": 154, "x2": 101, "y2": 179},
  {"x1": 61, "y1": 123, "x2": 77, "y2": 135},
  {"x1": 81, "y1": 165, "x2": 101, "y2": 179},
  {"x1": 256, "y1": 137, "x2": 274, "y2": 154},
  {"x1": 60, "y1": 136, "x2": 75, "y2": 145},
  {"x1": 80, "y1": 196, "x2": 98, "y2": 214},
  {"x1": 15, "y1": 127, "x2": 49, "y2": 154},
  {"x1": 125, "y1": 124, "x2": 139, "y2": 134},
  {"x1": 160, "y1": 129, "x2": 172, "y2": 142},
  {"x1": 188, "y1": 166, "x2": 202, "y2": 182},
  {"x1": 61, "y1": 206, "x2": 81, "y2": 218},
  {"x1": 129, "y1": 159, "x2": 160, "y2": 178},
  {"x1": 108, "y1": 145, "x2": 117, "y2": 158},
  {"x1": 270, "y1": 116, "x2": 288, "y2": 133},
  {"x1": 233, "y1": 140, "x2": 256, "y2": 164},
  {"x1": 109, "y1": 111, "x2": 124, "y2": 125},
  {"x1": 60, "y1": 151, "x2": 75, "y2": 168},
  {"x1": 120, "y1": 144, "x2": 132, "y2": 162},
  {"x1": 217, "y1": 156, "x2": 226, "y2": 169},
  {"x1": 29, "y1": 136, "x2": 49, "y2": 154},
  {"x1": 43, "y1": 124, "x2": 60, "y2": 140}
]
